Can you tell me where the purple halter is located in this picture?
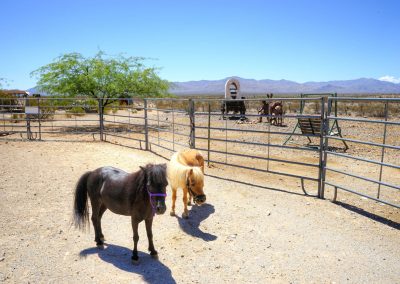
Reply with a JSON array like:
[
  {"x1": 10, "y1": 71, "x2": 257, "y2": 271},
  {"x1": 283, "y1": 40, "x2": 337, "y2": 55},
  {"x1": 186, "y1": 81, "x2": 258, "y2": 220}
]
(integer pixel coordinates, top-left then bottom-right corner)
[{"x1": 146, "y1": 186, "x2": 167, "y2": 216}]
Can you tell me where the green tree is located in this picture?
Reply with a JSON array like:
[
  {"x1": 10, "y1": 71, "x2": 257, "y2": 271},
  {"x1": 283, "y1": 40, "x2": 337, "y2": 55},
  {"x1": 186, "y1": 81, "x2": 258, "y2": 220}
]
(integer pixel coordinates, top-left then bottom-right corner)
[
  {"x1": 0, "y1": 77, "x2": 8, "y2": 90},
  {"x1": 31, "y1": 51, "x2": 170, "y2": 111}
]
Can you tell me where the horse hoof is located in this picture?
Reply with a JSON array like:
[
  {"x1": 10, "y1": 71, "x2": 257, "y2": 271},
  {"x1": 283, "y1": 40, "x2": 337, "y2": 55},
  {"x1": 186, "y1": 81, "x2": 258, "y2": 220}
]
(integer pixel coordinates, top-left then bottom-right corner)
[
  {"x1": 150, "y1": 253, "x2": 159, "y2": 260},
  {"x1": 182, "y1": 213, "x2": 189, "y2": 219},
  {"x1": 100, "y1": 237, "x2": 105, "y2": 242},
  {"x1": 131, "y1": 254, "x2": 139, "y2": 265},
  {"x1": 132, "y1": 259, "x2": 140, "y2": 265},
  {"x1": 187, "y1": 201, "x2": 192, "y2": 206},
  {"x1": 170, "y1": 211, "x2": 175, "y2": 216},
  {"x1": 97, "y1": 244, "x2": 104, "y2": 250}
]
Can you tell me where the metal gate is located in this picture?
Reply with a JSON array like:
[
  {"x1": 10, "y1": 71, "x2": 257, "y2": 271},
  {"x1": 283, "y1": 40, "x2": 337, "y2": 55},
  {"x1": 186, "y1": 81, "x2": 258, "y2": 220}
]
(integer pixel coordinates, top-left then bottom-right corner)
[{"x1": 321, "y1": 97, "x2": 400, "y2": 209}]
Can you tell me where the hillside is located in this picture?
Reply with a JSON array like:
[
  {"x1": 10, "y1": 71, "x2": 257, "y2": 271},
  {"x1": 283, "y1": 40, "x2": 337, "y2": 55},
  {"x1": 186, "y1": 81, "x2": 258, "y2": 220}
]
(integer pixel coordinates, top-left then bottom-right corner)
[
  {"x1": 170, "y1": 77, "x2": 400, "y2": 95},
  {"x1": 27, "y1": 77, "x2": 400, "y2": 96}
]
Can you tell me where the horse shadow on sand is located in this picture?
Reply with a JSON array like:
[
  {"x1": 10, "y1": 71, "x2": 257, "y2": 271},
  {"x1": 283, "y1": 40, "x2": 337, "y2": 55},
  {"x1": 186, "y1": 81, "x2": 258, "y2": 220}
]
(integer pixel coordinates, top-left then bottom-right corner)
[
  {"x1": 80, "y1": 243, "x2": 176, "y2": 284},
  {"x1": 175, "y1": 203, "x2": 217, "y2": 241}
]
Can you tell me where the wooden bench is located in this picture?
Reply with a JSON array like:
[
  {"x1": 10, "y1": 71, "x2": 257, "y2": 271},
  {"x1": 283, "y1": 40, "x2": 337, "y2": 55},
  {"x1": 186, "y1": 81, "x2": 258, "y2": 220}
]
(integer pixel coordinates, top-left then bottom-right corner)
[
  {"x1": 298, "y1": 117, "x2": 348, "y2": 151},
  {"x1": 298, "y1": 118, "x2": 322, "y2": 144}
]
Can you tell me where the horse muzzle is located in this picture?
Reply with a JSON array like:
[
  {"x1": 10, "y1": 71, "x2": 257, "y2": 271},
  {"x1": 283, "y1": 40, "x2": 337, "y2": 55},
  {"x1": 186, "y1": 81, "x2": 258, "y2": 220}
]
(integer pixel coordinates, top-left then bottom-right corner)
[
  {"x1": 194, "y1": 194, "x2": 206, "y2": 205},
  {"x1": 156, "y1": 202, "x2": 167, "y2": 215}
]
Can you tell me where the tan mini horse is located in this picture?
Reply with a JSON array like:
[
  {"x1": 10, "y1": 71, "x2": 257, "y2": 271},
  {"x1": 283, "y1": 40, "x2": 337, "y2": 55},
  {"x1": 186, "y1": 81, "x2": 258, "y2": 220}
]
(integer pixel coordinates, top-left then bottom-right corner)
[{"x1": 167, "y1": 149, "x2": 206, "y2": 219}]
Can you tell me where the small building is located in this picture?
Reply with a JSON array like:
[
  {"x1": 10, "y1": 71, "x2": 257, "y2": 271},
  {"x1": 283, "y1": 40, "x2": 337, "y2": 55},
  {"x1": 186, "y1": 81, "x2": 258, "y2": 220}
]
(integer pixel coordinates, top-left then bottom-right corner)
[
  {"x1": 1, "y1": 89, "x2": 29, "y2": 98},
  {"x1": 0, "y1": 90, "x2": 30, "y2": 112}
]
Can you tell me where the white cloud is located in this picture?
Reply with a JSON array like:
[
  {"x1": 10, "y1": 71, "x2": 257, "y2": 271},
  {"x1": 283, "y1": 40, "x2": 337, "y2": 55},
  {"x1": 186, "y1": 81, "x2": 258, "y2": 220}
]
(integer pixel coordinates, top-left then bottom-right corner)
[{"x1": 378, "y1": 75, "x2": 400, "y2": 84}]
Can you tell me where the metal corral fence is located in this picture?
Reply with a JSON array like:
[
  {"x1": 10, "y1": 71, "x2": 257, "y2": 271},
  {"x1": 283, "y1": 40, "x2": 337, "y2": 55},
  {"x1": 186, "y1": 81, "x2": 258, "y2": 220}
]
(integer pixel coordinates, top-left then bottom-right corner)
[
  {"x1": 1, "y1": 96, "x2": 399, "y2": 209},
  {"x1": 101, "y1": 98, "x2": 146, "y2": 149},
  {"x1": 192, "y1": 97, "x2": 325, "y2": 197},
  {"x1": 0, "y1": 97, "x2": 101, "y2": 141},
  {"x1": 0, "y1": 97, "x2": 147, "y2": 145},
  {"x1": 321, "y1": 97, "x2": 400, "y2": 209},
  {"x1": 139, "y1": 97, "x2": 332, "y2": 199}
]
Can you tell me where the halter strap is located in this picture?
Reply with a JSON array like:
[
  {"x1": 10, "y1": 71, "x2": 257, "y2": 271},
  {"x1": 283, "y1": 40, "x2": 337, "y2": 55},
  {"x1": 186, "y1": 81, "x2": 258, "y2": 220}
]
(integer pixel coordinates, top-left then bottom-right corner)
[
  {"x1": 146, "y1": 185, "x2": 167, "y2": 216},
  {"x1": 142, "y1": 167, "x2": 167, "y2": 216},
  {"x1": 186, "y1": 179, "x2": 197, "y2": 197}
]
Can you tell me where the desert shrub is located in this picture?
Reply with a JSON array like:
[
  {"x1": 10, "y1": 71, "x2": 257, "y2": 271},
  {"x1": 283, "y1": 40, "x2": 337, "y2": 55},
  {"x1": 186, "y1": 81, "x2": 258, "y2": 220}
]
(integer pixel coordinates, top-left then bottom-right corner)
[
  {"x1": 370, "y1": 104, "x2": 386, "y2": 118},
  {"x1": 284, "y1": 101, "x2": 300, "y2": 114},
  {"x1": 0, "y1": 94, "x2": 17, "y2": 108},
  {"x1": 82, "y1": 99, "x2": 99, "y2": 113},
  {"x1": 388, "y1": 103, "x2": 400, "y2": 117},
  {"x1": 11, "y1": 113, "x2": 24, "y2": 123},
  {"x1": 103, "y1": 103, "x2": 119, "y2": 115},
  {"x1": 66, "y1": 106, "x2": 85, "y2": 117}
]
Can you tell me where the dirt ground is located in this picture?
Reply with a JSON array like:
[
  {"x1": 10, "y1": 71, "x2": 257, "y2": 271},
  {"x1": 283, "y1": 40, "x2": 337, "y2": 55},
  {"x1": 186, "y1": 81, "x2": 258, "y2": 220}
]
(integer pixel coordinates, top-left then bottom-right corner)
[{"x1": 0, "y1": 140, "x2": 399, "y2": 283}]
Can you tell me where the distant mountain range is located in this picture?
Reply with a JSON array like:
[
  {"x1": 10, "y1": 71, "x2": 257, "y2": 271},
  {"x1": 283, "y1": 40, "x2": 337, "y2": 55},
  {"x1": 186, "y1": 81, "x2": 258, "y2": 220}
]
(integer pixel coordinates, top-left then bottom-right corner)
[
  {"x1": 170, "y1": 77, "x2": 400, "y2": 95},
  {"x1": 27, "y1": 77, "x2": 400, "y2": 96},
  {"x1": 26, "y1": 87, "x2": 51, "y2": 96}
]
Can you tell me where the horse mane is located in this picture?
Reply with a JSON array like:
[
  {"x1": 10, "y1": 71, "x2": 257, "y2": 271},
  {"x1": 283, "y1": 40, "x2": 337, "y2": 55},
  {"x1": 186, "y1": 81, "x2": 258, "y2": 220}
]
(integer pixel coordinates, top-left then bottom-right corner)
[
  {"x1": 126, "y1": 166, "x2": 147, "y2": 202},
  {"x1": 146, "y1": 163, "x2": 168, "y2": 187},
  {"x1": 168, "y1": 153, "x2": 204, "y2": 189}
]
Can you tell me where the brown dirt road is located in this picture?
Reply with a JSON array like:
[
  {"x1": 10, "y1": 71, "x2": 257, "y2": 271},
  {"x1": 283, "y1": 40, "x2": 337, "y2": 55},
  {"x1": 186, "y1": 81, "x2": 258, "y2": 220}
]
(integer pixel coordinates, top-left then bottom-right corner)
[{"x1": 0, "y1": 140, "x2": 399, "y2": 283}]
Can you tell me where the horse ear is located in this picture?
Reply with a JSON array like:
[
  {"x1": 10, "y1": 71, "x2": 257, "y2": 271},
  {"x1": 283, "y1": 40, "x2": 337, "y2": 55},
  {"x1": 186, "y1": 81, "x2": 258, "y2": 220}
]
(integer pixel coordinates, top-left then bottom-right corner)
[{"x1": 140, "y1": 166, "x2": 146, "y2": 172}]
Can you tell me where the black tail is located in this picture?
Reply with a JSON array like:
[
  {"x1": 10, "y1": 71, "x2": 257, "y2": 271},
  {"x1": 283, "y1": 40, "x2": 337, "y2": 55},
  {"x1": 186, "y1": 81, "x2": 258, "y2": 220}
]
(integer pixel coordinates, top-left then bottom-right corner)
[{"x1": 73, "y1": 171, "x2": 91, "y2": 229}]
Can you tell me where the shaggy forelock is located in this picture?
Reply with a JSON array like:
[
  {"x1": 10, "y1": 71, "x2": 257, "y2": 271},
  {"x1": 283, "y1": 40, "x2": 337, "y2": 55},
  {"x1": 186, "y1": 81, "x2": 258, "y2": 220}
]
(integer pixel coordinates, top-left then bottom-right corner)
[{"x1": 148, "y1": 163, "x2": 167, "y2": 185}]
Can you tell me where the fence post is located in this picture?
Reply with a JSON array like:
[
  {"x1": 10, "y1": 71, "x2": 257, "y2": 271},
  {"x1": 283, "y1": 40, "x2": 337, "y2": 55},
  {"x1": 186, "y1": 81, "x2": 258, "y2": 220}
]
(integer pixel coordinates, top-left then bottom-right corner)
[
  {"x1": 189, "y1": 99, "x2": 195, "y2": 149},
  {"x1": 25, "y1": 96, "x2": 31, "y2": 139},
  {"x1": 377, "y1": 101, "x2": 389, "y2": 199},
  {"x1": 172, "y1": 100, "x2": 175, "y2": 151},
  {"x1": 320, "y1": 97, "x2": 331, "y2": 199},
  {"x1": 99, "y1": 98, "x2": 104, "y2": 141},
  {"x1": 318, "y1": 97, "x2": 326, "y2": 198},
  {"x1": 207, "y1": 102, "x2": 211, "y2": 166},
  {"x1": 37, "y1": 97, "x2": 42, "y2": 140},
  {"x1": 144, "y1": 99, "x2": 149, "y2": 151}
]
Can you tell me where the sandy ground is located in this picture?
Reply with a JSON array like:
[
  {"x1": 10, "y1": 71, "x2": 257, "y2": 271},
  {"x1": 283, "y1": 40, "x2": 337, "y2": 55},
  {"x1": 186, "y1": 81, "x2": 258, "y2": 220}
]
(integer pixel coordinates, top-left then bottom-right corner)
[{"x1": 0, "y1": 140, "x2": 399, "y2": 283}]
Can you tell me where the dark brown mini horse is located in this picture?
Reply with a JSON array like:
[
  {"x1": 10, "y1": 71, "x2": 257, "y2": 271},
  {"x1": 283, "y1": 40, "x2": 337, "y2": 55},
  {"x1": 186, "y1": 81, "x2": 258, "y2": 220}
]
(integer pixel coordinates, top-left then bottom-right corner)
[{"x1": 73, "y1": 163, "x2": 168, "y2": 264}]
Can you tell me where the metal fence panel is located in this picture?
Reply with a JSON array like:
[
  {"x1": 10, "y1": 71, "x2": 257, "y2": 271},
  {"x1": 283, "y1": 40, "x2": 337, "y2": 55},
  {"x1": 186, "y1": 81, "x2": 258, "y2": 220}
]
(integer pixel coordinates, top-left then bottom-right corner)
[
  {"x1": 191, "y1": 97, "x2": 325, "y2": 196},
  {"x1": 322, "y1": 97, "x2": 400, "y2": 209},
  {"x1": 0, "y1": 97, "x2": 101, "y2": 141},
  {"x1": 2, "y1": 95, "x2": 398, "y2": 209}
]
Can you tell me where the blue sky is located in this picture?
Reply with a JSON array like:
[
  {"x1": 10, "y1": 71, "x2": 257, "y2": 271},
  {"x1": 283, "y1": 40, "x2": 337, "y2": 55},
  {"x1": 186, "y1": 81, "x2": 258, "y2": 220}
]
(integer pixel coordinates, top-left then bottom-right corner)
[{"x1": 1, "y1": 0, "x2": 399, "y2": 89}]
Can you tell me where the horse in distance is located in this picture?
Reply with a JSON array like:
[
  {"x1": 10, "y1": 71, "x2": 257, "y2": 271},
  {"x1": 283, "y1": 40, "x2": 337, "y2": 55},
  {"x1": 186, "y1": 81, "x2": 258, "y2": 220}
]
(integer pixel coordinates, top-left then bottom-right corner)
[{"x1": 270, "y1": 101, "x2": 283, "y2": 126}]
